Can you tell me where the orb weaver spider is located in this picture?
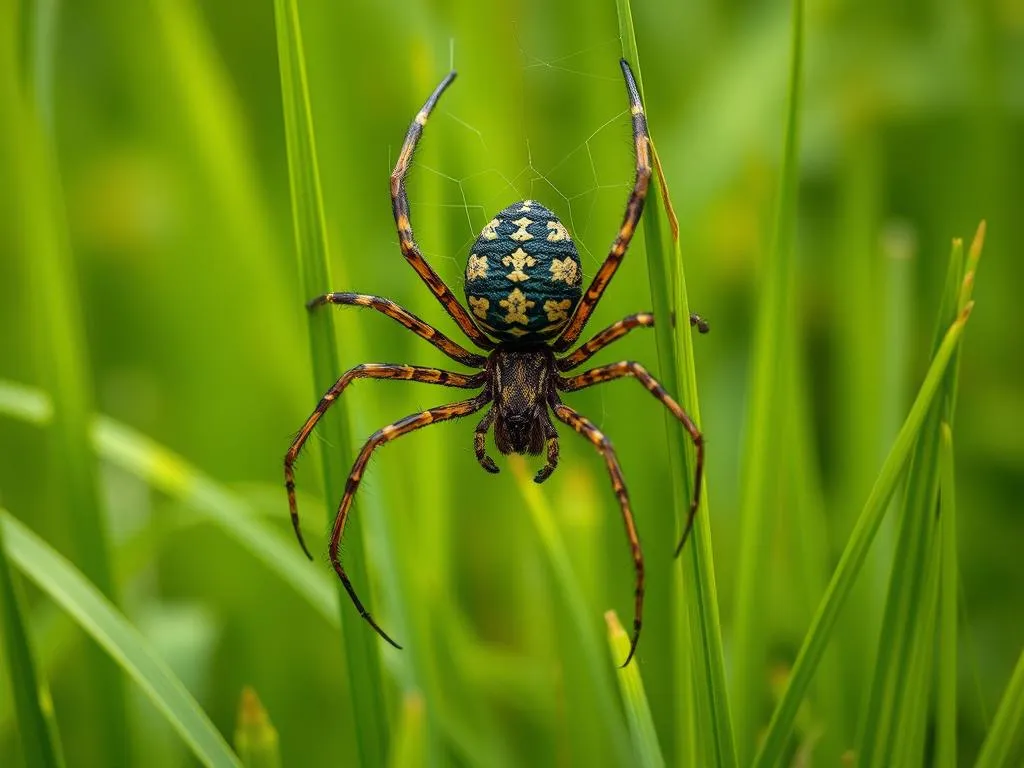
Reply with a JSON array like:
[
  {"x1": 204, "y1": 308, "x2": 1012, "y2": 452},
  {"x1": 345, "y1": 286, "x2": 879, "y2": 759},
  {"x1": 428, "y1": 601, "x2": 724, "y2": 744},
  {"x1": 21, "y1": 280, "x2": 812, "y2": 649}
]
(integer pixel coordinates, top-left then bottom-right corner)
[{"x1": 285, "y1": 59, "x2": 707, "y2": 666}]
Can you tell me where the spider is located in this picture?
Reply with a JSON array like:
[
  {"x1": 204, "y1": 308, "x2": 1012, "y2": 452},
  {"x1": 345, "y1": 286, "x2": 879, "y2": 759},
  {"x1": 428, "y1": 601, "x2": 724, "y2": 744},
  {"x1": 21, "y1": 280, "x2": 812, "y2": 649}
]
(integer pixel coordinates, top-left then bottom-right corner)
[{"x1": 285, "y1": 59, "x2": 707, "y2": 666}]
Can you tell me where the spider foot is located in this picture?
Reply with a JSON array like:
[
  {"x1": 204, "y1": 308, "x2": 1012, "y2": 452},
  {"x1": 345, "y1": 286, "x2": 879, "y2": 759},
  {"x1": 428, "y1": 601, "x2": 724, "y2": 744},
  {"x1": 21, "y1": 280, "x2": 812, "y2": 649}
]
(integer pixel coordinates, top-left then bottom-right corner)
[
  {"x1": 690, "y1": 313, "x2": 710, "y2": 334},
  {"x1": 533, "y1": 464, "x2": 556, "y2": 484},
  {"x1": 478, "y1": 454, "x2": 500, "y2": 474},
  {"x1": 620, "y1": 620, "x2": 641, "y2": 668}
]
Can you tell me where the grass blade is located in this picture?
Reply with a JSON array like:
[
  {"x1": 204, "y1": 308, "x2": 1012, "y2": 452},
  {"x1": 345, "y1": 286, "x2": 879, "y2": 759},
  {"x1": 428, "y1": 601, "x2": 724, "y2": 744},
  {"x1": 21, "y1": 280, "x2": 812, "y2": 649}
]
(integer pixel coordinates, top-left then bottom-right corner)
[
  {"x1": 936, "y1": 422, "x2": 959, "y2": 768},
  {"x1": 0, "y1": 512, "x2": 241, "y2": 768},
  {"x1": 731, "y1": 0, "x2": 804, "y2": 760},
  {"x1": 974, "y1": 648, "x2": 1024, "y2": 768},
  {"x1": 271, "y1": 2, "x2": 388, "y2": 763},
  {"x1": 606, "y1": 610, "x2": 665, "y2": 768},
  {"x1": 510, "y1": 457, "x2": 633, "y2": 766},
  {"x1": 0, "y1": 508, "x2": 65, "y2": 768},
  {"x1": 0, "y1": 380, "x2": 337, "y2": 628},
  {"x1": 858, "y1": 227, "x2": 982, "y2": 764},
  {"x1": 752, "y1": 302, "x2": 974, "y2": 768},
  {"x1": 234, "y1": 687, "x2": 281, "y2": 768},
  {"x1": 2, "y1": 7, "x2": 127, "y2": 761},
  {"x1": 617, "y1": 2, "x2": 736, "y2": 765}
]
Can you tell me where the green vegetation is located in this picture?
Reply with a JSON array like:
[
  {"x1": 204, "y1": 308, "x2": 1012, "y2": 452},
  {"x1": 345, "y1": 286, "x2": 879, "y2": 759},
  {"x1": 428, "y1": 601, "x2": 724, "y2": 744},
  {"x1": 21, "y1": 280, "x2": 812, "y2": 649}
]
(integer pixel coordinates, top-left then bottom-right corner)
[{"x1": 1, "y1": 0, "x2": 1021, "y2": 765}]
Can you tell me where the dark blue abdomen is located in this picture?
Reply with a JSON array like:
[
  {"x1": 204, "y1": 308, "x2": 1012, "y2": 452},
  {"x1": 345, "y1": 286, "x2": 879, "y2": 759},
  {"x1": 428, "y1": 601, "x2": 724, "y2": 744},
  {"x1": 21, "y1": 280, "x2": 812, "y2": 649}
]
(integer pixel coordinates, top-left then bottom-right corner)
[{"x1": 464, "y1": 201, "x2": 583, "y2": 343}]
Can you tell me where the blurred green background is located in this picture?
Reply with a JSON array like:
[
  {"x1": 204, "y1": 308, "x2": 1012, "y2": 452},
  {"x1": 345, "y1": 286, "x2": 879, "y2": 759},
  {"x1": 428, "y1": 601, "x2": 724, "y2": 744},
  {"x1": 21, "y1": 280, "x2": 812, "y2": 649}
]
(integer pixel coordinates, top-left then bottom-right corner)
[{"x1": 1, "y1": 0, "x2": 1022, "y2": 765}]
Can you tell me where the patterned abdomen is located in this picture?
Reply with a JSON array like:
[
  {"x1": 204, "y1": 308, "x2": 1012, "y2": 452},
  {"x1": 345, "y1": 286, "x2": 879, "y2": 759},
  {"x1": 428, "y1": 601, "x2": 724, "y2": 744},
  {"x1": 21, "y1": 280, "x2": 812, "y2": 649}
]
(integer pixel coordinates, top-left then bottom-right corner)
[{"x1": 464, "y1": 201, "x2": 583, "y2": 344}]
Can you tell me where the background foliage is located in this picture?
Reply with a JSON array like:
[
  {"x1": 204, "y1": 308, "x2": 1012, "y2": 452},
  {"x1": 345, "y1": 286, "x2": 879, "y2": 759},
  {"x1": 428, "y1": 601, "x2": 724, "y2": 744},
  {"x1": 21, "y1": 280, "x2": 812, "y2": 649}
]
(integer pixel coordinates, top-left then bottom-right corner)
[{"x1": 1, "y1": 0, "x2": 1022, "y2": 765}]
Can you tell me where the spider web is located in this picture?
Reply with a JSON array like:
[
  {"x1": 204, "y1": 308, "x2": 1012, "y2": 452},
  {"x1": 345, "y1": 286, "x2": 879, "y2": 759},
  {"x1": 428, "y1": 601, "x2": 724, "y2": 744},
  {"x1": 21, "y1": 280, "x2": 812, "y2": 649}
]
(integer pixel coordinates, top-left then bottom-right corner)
[{"x1": 393, "y1": 37, "x2": 638, "y2": 290}]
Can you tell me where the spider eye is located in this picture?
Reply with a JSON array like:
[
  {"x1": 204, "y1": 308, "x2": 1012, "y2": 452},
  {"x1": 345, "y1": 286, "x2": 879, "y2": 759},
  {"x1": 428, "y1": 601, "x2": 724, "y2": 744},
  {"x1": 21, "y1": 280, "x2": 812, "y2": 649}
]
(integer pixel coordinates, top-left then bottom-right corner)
[{"x1": 464, "y1": 200, "x2": 582, "y2": 344}]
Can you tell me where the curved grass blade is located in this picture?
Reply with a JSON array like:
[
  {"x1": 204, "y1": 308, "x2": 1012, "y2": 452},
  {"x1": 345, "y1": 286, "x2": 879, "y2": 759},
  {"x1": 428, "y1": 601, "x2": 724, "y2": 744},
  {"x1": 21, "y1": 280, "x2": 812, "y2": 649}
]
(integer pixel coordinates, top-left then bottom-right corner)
[
  {"x1": 616, "y1": 2, "x2": 736, "y2": 765},
  {"x1": 0, "y1": 380, "x2": 337, "y2": 628},
  {"x1": 606, "y1": 610, "x2": 665, "y2": 768},
  {"x1": 752, "y1": 303, "x2": 974, "y2": 768},
  {"x1": 274, "y1": 1, "x2": 390, "y2": 760},
  {"x1": 0, "y1": 509, "x2": 65, "y2": 768},
  {"x1": 0, "y1": 513, "x2": 241, "y2": 768},
  {"x1": 974, "y1": 648, "x2": 1024, "y2": 768}
]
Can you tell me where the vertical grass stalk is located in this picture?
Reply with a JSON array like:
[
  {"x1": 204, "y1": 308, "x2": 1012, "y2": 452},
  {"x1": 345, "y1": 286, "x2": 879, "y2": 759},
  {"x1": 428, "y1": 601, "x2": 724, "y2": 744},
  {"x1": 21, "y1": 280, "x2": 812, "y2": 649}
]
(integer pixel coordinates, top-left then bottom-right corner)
[
  {"x1": 936, "y1": 423, "x2": 959, "y2": 768},
  {"x1": 753, "y1": 224, "x2": 982, "y2": 768},
  {"x1": 4, "y1": 5, "x2": 127, "y2": 760},
  {"x1": 858, "y1": 225, "x2": 983, "y2": 764},
  {"x1": 272, "y1": 1, "x2": 388, "y2": 763},
  {"x1": 616, "y1": 2, "x2": 737, "y2": 766},
  {"x1": 731, "y1": 0, "x2": 804, "y2": 761}
]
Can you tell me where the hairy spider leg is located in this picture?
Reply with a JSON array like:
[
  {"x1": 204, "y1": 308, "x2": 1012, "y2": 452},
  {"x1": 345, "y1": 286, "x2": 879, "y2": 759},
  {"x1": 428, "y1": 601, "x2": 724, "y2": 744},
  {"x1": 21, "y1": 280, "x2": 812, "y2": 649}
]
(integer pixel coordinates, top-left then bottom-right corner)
[
  {"x1": 551, "y1": 402, "x2": 644, "y2": 667},
  {"x1": 285, "y1": 364, "x2": 486, "y2": 558},
  {"x1": 534, "y1": 420, "x2": 560, "y2": 484},
  {"x1": 558, "y1": 361, "x2": 704, "y2": 557},
  {"x1": 391, "y1": 73, "x2": 495, "y2": 351},
  {"x1": 308, "y1": 293, "x2": 487, "y2": 368},
  {"x1": 328, "y1": 392, "x2": 492, "y2": 647},
  {"x1": 474, "y1": 407, "x2": 499, "y2": 473},
  {"x1": 553, "y1": 59, "x2": 651, "y2": 352},
  {"x1": 558, "y1": 312, "x2": 709, "y2": 371},
  {"x1": 558, "y1": 313, "x2": 654, "y2": 371}
]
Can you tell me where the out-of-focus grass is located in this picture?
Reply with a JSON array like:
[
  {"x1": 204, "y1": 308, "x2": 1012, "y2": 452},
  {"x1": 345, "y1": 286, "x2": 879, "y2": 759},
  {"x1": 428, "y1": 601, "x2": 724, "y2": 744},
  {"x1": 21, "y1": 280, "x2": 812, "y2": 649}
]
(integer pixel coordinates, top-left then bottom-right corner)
[{"x1": 1, "y1": 0, "x2": 1022, "y2": 766}]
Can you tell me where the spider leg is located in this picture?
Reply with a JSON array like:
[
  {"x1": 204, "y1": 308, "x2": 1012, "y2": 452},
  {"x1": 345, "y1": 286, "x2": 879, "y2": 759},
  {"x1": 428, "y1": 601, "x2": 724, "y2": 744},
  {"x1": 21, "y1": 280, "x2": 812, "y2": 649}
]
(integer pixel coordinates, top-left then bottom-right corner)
[
  {"x1": 553, "y1": 59, "x2": 651, "y2": 352},
  {"x1": 533, "y1": 420, "x2": 559, "y2": 483},
  {"x1": 285, "y1": 364, "x2": 486, "y2": 558},
  {"x1": 391, "y1": 73, "x2": 495, "y2": 351},
  {"x1": 551, "y1": 401, "x2": 644, "y2": 667},
  {"x1": 558, "y1": 313, "x2": 653, "y2": 371},
  {"x1": 558, "y1": 312, "x2": 709, "y2": 371},
  {"x1": 330, "y1": 391, "x2": 492, "y2": 648},
  {"x1": 558, "y1": 361, "x2": 703, "y2": 557},
  {"x1": 308, "y1": 293, "x2": 487, "y2": 368},
  {"x1": 474, "y1": 407, "x2": 499, "y2": 473}
]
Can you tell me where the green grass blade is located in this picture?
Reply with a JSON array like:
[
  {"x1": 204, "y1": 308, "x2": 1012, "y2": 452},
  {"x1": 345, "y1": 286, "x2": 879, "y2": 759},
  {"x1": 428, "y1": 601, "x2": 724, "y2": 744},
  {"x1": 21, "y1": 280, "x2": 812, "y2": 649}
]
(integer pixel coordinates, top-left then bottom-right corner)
[
  {"x1": 2, "y1": 9, "x2": 128, "y2": 762},
  {"x1": 752, "y1": 303, "x2": 974, "y2": 768},
  {"x1": 858, "y1": 229, "x2": 982, "y2": 765},
  {"x1": 974, "y1": 648, "x2": 1024, "y2": 768},
  {"x1": 510, "y1": 457, "x2": 633, "y2": 766},
  {"x1": 271, "y1": 2, "x2": 388, "y2": 763},
  {"x1": 0, "y1": 508, "x2": 65, "y2": 768},
  {"x1": 0, "y1": 380, "x2": 338, "y2": 628},
  {"x1": 234, "y1": 688, "x2": 281, "y2": 768},
  {"x1": 606, "y1": 610, "x2": 665, "y2": 768},
  {"x1": 936, "y1": 422, "x2": 959, "y2": 768},
  {"x1": 0, "y1": 513, "x2": 241, "y2": 768},
  {"x1": 731, "y1": 0, "x2": 804, "y2": 760},
  {"x1": 617, "y1": 2, "x2": 736, "y2": 766},
  {"x1": 388, "y1": 693, "x2": 427, "y2": 768}
]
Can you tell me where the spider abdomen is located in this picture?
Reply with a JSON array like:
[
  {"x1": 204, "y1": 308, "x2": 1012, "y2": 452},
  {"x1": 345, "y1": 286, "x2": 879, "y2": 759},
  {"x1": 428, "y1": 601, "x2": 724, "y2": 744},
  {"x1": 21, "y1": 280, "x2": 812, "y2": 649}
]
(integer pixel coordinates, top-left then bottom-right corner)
[{"x1": 464, "y1": 200, "x2": 583, "y2": 343}]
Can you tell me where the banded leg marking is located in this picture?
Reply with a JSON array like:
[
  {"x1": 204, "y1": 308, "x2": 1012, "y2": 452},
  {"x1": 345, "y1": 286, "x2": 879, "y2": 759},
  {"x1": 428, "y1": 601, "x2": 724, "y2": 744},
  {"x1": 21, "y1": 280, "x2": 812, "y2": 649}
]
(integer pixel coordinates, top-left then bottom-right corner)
[
  {"x1": 558, "y1": 313, "x2": 654, "y2": 371},
  {"x1": 554, "y1": 60, "x2": 651, "y2": 352},
  {"x1": 391, "y1": 73, "x2": 495, "y2": 350},
  {"x1": 559, "y1": 361, "x2": 704, "y2": 556},
  {"x1": 328, "y1": 391, "x2": 492, "y2": 647},
  {"x1": 552, "y1": 402, "x2": 644, "y2": 666},
  {"x1": 474, "y1": 407, "x2": 499, "y2": 473},
  {"x1": 307, "y1": 292, "x2": 487, "y2": 368},
  {"x1": 285, "y1": 364, "x2": 486, "y2": 558}
]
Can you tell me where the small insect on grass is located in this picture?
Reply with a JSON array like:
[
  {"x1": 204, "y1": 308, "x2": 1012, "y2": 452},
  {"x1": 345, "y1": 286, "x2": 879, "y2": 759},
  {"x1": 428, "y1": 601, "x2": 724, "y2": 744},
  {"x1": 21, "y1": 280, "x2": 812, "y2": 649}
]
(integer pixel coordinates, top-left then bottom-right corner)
[{"x1": 285, "y1": 59, "x2": 708, "y2": 666}]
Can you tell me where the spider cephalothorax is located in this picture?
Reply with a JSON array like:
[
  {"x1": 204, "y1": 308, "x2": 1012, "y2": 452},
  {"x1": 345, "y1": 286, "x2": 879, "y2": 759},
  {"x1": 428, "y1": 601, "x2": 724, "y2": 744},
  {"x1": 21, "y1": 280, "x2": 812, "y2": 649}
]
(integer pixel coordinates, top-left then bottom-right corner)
[{"x1": 285, "y1": 60, "x2": 707, "y2": 666}]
